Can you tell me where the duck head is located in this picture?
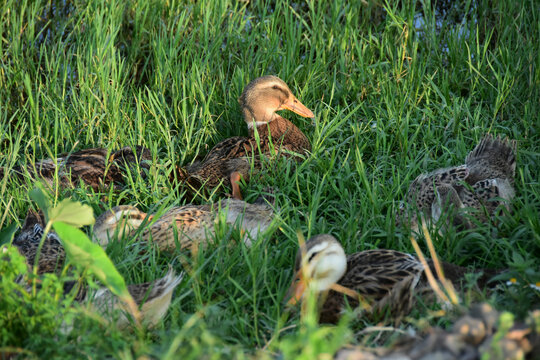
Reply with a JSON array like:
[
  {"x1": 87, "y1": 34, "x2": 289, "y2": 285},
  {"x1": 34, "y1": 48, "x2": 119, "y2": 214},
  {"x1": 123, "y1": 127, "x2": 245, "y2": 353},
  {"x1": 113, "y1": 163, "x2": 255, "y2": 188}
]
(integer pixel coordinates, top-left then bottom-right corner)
[
  {"x1": 286, "y1": 234, "x2": 347, "y2": 305},
  {"x1": 238, "y1": 75, "x2": 314, "y2": 128},
  {"x1": 93, "y1": 205, "x2": 150, "y2": 247}
]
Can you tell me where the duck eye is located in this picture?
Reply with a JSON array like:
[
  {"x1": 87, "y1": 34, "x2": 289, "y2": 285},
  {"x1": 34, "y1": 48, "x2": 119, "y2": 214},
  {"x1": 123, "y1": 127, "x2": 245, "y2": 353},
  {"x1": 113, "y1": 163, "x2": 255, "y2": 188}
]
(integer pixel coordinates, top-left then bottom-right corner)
[
  {"x1": 307, "y1": 251, "x2": 318, "y2": 263},
  {"x1": 272, "y1": 85, "x2": 279, "y2": 90}
]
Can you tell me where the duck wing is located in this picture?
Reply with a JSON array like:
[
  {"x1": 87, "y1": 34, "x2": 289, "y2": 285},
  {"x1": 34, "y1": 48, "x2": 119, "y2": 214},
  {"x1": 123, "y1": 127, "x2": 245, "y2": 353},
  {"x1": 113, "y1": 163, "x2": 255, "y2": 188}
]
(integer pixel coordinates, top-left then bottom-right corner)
[
  {"x1": 340, "y1": 249, "x2": 424, "y2": 300},
  {"x1": 202, "y1": 136, "x2": 254, "y2": 163},
  {"x1": 465, "y1": 134, "x2": 516, "y2": 184},
  {"x1": 319, "y1": 249, "x2": 423, "y2": 323}
]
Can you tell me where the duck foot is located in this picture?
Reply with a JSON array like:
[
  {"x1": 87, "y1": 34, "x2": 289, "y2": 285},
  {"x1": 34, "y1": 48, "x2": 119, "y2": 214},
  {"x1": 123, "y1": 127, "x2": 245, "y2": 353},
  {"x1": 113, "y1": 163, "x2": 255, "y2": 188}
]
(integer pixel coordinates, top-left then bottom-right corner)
[{"x1": 230, "y1": 171, "x2": 243, "y2": 200}]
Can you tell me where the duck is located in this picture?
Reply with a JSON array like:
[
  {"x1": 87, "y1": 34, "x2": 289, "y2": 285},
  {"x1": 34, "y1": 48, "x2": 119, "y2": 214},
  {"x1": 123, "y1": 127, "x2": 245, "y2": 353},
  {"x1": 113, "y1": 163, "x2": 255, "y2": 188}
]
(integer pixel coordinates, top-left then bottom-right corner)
[
  {"x1": 1, "y1": 146, "x2": 151, "y2": 191},
  {"x1": 93, "y1": 189, "x2": 276, "y2": 252},
  {"x1": 11, "y1": 209, "x2": 183, "y2": 328},
  {"x1": 12, "y1": 209, "x2": 66, "y2": 275},
  {"x1": 286, "y1": 234, "x2": 498, "y2": 323},
  {"x1": 64, "y1": 266, "x2": 184, "y2": 328},
  {"x1": 398, "y1": 134, "x2": 517, "y2": 232},
  {"x1": 176, "y1": 76, "x2": 314, "y2": 200}
]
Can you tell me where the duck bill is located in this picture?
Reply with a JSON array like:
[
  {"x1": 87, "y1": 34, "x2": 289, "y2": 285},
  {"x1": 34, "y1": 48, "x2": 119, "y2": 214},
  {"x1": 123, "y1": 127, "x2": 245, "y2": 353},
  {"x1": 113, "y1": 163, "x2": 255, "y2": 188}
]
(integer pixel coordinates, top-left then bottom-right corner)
[
  {"x1": 285, "y1": 271, "x2": 307, "y2": 306},
  {"x1": 280, "y1": 96, "x2": 315, "y2": 118}
]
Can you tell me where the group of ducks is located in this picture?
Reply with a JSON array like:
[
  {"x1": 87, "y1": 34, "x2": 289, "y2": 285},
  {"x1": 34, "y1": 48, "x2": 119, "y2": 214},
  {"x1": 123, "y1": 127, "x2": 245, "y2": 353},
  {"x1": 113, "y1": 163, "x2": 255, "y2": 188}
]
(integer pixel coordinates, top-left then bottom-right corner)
[{"x1": 2, "y1": 75, "x2": 518, "y2": 329}]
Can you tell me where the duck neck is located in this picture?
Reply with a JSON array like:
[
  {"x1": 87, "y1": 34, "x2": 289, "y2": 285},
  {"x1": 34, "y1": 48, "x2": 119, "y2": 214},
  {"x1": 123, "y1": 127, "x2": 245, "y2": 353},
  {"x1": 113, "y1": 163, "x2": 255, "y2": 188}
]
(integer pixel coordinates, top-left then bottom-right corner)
[
  {"x1": 248, "y1": 116, "x2": 311, "y2": 154},
  {"x1": 243, "y1": 106, "x2": 277, "y2": 130}
]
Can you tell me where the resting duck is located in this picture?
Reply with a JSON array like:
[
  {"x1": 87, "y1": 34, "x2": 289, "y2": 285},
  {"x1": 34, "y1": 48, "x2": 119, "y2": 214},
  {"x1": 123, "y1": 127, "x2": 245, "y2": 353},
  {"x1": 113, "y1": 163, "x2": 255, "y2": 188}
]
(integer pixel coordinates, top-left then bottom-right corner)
[
  {"x1": 65, "y1": 266, "x2": 183, "y2": 328},
  {"x1": 12, "y1": 209, "x2": 65, "y2": 275},
  {"x1": 286, "y1": 234, "x2": 497, "y2": 323},
  {"x1": 176, "y1": 76, "x2": 314, "y2": 200},
  {"x1": 10, "y1": 209, "x2": 183, "y2": 328},
  {"x1": 1, "y1": 146, "x2": 151, "y2": 191},
  {"x1": 93, "y1": 189, "x2": 276, "y2": 251},
  {"x1": 398, "y1": 134, "x2": 517, "y2": 232}
]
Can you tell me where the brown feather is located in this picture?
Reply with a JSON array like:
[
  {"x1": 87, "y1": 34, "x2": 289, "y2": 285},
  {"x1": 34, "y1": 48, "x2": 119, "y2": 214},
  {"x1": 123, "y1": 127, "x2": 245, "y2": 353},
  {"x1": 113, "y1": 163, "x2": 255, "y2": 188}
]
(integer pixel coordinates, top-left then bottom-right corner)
[
  {"x1": 398, "y1": 134, "x2": 517, "y2": 231},
  {"x1": 3, "y1": 146, "x2": 151, "y2": 191},
  {"x1": 178, "y1": 76, "x2": 313, "y2": 197}
]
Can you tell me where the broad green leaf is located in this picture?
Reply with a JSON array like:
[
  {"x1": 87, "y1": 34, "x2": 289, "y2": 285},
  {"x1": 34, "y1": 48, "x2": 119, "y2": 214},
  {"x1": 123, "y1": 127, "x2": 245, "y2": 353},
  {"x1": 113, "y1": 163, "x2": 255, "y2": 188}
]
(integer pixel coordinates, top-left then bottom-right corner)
[
  {"x1": 52, "y1": 221, "x2": 128, "y2": 298},
  {"x1": 29, "y1": 185, "x2": 51, "y2": 221},
  {"x1": 52, "y1": 221, "x2": 139, "y2": 322},
  {"x1": 49, "y1": 199, "x2": 95, "y2": 227},
  {"x1": 0, "y1": 223, "x2": 18, "y2": 246}
]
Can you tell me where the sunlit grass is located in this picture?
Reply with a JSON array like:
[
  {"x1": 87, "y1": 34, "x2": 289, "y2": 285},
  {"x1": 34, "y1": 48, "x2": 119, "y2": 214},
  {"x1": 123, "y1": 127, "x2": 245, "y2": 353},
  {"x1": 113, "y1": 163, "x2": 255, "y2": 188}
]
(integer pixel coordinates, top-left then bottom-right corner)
[{"x1": 0, "y1": 0, "x2": 539, "y2": 358}]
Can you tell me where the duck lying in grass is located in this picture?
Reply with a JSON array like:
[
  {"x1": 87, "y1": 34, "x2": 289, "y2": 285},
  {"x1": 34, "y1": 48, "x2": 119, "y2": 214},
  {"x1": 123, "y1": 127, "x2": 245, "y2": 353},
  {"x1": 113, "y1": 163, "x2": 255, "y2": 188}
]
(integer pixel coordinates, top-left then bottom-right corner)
[
  {"x1": 65, "y1": 266, "x2": 183, "y2": 328},
  {"x1": 398, "y1": 134, "x2": 517, "y2": 232},
  {"x1": 93, "y1": 189, "x2": 276, "y2": 251},
  {"x1": 286, "y1": 234, "x2": 498, "y2": 323},
  {"x1": 10, "y1": 209, "x2": 183, "y2": 328},
  {"x1": 1, "y1": 146, "x2": 151, "y2": 191},
  {"x1": 12, "y1": 209, "x2": 66, "y2": 275},
  {"x1": 176, "y1": 76, "x2": 314, "y2": 200}
]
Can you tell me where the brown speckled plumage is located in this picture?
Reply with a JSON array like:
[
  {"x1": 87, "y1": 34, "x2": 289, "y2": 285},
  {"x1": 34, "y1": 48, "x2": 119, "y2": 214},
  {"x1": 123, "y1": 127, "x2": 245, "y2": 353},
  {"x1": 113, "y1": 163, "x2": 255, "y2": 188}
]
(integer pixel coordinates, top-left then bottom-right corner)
[
  {"x1": 2, "y1": 146, "x2": 151, "y2": 191},
  {"x1": 176, "y1": 76, "x2": 313, "y2": 199},
  {"x1": 11, "y1": 208, "x2": 183, "y2": 328},
  {"x1": 398, "y1": 134, "x2": 517, "y2": 231},
  {"x1": 64, "y1": 266, "x2": 183, "y2": 328},
  {"x1": 288, "y1": 235, "x2": 499, "y2": 324},
  {"x1": 94, "y1": 191, "x2": 276, "y2": 251},
  {"x1": 12, "y1": 209, "x2": 65, "y2": 275}
]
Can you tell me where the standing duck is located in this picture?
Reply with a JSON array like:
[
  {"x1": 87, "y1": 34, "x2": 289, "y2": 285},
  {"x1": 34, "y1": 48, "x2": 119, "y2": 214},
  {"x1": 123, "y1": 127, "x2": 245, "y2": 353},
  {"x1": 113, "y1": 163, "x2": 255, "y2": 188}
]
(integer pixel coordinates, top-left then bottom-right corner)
[
  {"x1": 1, "y1": 146, "x2": 151, "y2": 191},
  {"x1": 398, "y1": 134, "x2": 517, "y2": 232},
  {"x1": 93, "y1": 190, "x2": 276, "y2": 251},
  {"x1": 286, "y1": 234, "x2": 498, "y2": 323},
  {"x1": 177, "y1": 76, "x2": 314, "y2": 200}
]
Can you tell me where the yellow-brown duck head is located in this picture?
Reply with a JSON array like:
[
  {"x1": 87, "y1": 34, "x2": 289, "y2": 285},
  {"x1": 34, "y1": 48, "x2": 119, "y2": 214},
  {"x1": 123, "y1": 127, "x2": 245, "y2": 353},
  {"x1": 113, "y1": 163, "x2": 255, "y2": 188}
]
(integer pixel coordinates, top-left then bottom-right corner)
[{"x1": 239, "y1": 75, "x2": 314, "y2": 128}]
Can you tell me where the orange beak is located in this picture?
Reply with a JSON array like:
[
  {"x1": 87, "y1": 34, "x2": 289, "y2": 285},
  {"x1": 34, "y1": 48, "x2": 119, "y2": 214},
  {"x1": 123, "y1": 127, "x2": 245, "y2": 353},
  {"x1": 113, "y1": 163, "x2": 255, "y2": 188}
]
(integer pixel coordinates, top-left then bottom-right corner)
[
  {"x1": 279, "y1": 96, "x2": 315, "y2": 118},
  {"x1": 285, "y1": 271, "x2": 307, "y2": 306}
]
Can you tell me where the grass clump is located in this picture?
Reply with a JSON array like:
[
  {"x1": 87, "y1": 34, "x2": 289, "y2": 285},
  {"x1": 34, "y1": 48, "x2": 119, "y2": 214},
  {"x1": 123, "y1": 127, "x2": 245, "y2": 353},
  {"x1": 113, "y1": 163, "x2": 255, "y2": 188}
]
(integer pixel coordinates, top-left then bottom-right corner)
[{"x1": 0, "y1": 247, "x2": 72, "y2": 358}]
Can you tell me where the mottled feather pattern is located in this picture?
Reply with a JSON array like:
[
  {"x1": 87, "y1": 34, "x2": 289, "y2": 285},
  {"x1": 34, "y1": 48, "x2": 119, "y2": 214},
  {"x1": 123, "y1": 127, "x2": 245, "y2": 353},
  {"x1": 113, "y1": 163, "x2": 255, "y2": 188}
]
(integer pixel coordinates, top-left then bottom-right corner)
[
  {"x1": 180, "y1": 116, "x2": 309, "y2": 194},
  {"x1": 201, "y1": 136, "x2": 254, "y2": 164},
  {"x1": 294, "y1": 235, "x2": 501, "y2": 324},
  {"x1": 11, "y1": 209, "x2": 184, "y2": 328},
  {"x1": 94, "y1": 197, "x2": 274, "y2": 252},
  {"x1": 183, "y1": 157, "x2": 253, "y2": 190},
  {"x1": 398, "y1": 134, "x2": 517, "y2": 231},
  {"x1": 406, "y1": 165, "x2": 469, "y2": 210},
  {"x1": 125, "y1": 268, "x2": 183, "y2": 304},
  {"x1": 139, "y1": 205, "x2": 215, "y2": 251},
  {"x1": 81, "y1": 267, "x2": 184, "y2": 328},
  {"x1": 319, "y1": 250, "x2": 424, "y2": 323},
  {"x1": 3, "y1": 146, "x2": 151, "y2": 191},
  {"x1": 248, "y1": 116, "x2": 311, "y2": 157},
  {"x1": 465, "y1": 134, "x2": 516, "y2": 184},
  {"x1": 177, "y1": 76, "x2": 313, "y2": 197},
  {"x1": 12, "y1": 210, "x2": 66, "y2": 275}
]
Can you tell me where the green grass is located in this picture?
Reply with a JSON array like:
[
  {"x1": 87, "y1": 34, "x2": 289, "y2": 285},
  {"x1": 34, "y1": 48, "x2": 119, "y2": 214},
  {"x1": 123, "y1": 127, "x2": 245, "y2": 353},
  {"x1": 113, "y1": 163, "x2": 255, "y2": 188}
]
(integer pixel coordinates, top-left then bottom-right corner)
[{"x1": 1, "y1": 0, "x2": 539, "y2": 358}]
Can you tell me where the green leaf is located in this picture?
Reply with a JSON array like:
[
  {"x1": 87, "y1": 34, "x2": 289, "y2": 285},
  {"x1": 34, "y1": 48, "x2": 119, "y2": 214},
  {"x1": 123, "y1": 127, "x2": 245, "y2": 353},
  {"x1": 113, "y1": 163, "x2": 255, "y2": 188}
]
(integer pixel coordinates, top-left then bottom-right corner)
[
  {"x1": 52, "y1": 221, "x2": 128, "y2": 298},
  {"x1": 0, "y1": 223, "x2": 18, "y2": 246},
  {"x1": 49, "y1": 199, "x2": 95, "y2": 227},
  {"x1": 29, "y1": 185, "x2": 51, "y2": 221},
  {"x1": 52, "y1": 221, "x2": 140, "y2": 324}
]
